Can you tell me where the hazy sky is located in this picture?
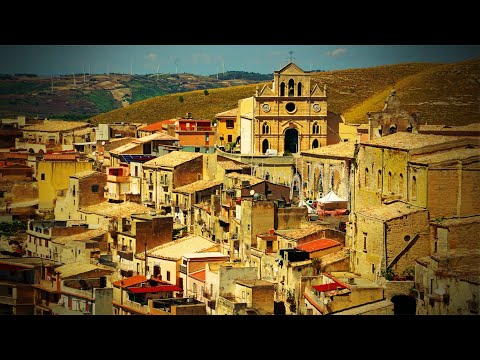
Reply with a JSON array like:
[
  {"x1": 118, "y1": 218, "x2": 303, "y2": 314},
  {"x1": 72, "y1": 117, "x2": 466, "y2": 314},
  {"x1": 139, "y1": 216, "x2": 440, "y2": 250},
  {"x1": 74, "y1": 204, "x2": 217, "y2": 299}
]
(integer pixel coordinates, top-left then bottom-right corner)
[{"x1": 1, "y1": 45, "x2": 479, "y2": 76}]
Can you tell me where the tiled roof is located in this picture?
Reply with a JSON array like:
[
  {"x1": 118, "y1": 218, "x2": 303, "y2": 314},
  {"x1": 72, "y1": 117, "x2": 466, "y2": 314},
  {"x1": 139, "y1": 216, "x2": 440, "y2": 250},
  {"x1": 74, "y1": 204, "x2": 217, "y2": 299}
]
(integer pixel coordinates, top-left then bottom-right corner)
[
  {"x1": 419, "y1": 123, "x2": 480, "y2": 132},
  {"x1": 138, "y1": 122, "x2": 165, "y2": 132},
  {"x1": 357, "y1": 201, "x2": 426, "y2": 221},
  {"x1": 133, "y1": 131, "x2": 176, "y2": 143},
  {"x1": 22, "y1": 120, "x2": 90, "y2": 132},
  {"x1": 275, "y1": 224, "x2": 326, "y2": 240},
  {"x1": 52, "y1": 229, "x2": 107, "y2": 245},
  {"x1": 360, "y1": 132, "x2": 464, "y2": 151},
  {"x1": 143, "y1": 151, "x2": 202, "y2": 168},
  {"x1": 189, "y1": 269, "x2": 206, "y2": 282},
  {"x1": 137, "y1": 235, "x2": 216, "y2": 261},
  {"x1": 70, "y1": 170, "x2": 100, "y2": 179},
  {"x1": 80, "y1": 201, "x2": 150, "y2": 218},
  {"x1": 173, "y1": 180, "x2": 222, "y2": 194},
  {"x1": 54, "y1": 263, "x2": 109, "y2": 279},
  {"x1": 301, "y1": 142, "x2": 355, "y2": 159},
  {"x1": 127, "y1": 285, "x2": 182, "y2": 294},
  {"x1": 43, "y1": 153, "x2": 80, "y2": 161},
  {"x1": 112, "y1": 275, "x2": 147, "y2": 288},
  {"x1": 410, "y1": 147, "x2": 479, "y2": 165},
  {"x1": 215, "y1": 108, "x2": 238, "y2": 118},
  {"x1": 296, "y1": 238, "x2": 341, "y2": 253},
  {"x1": 218, "y1": 161, "x2": 247, "y2": 171},
  {"x1": 320, "y1": 248, "x2": 350, "y2": 265},
  {"x1": 225, "y1": 172, "x2": 264, "y2": 186}
]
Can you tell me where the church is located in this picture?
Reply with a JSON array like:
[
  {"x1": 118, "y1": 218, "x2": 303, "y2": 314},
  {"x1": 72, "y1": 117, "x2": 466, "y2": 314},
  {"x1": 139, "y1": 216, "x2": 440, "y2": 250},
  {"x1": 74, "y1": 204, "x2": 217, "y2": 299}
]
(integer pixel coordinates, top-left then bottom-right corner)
[{"x1": 241, "y1": 62, "x2": 342, "y2": 155}]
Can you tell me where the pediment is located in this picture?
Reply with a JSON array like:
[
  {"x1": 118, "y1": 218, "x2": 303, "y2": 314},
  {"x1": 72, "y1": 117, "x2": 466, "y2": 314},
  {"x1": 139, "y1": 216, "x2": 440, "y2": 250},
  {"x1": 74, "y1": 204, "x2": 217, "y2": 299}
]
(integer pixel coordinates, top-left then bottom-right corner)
[
  {"x1": 310, "y1": 83, "x2": 324, "y2": 96},
  {"x1": 258, "y1": 84, "x2": 274, "y2": 96},
  {"x1": 278, "y1": 62, "x2": 305, "y2": 75}
]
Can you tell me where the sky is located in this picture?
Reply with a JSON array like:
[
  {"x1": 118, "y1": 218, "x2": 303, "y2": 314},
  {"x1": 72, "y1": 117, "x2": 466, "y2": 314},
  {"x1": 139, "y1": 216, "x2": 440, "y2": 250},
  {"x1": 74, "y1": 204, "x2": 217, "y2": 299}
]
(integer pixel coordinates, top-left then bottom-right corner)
[{"x1": 0, "y1": 45, "x2": 479, "y2": 76}]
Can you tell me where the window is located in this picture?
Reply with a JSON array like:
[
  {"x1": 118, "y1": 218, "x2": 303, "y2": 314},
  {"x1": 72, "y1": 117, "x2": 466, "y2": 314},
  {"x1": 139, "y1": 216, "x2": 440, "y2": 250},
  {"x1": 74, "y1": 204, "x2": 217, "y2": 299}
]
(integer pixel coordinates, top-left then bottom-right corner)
[
  {"x1": 227, "y1": 135, "x2": 232, "y2": 143},
  {"x1": 41, "y1": 173, "x2": 45, "y2": 181},
  {"x1": 285, "y1": 102, "x2": 296, "y2": 113},
  {"x1": 205, "y1": 134, "x2": 209, "y2": 142},
  {"x1": 136, "y1": 263, "x2": 140, "y2": 274},
  {"x1": 288, "y1": 79, "x2": 295, "y2": 96},
  {"x1": 0, "y1": 191, "x2": 4, "y2": 198},
  {"x1": 388, "y1": 172, "x2": 392, "y2": 192},
  {"x1": 91, "y1": 184, "x2": 99, "y2": 193},
  {"x1": 378, "y1": 170, "x2": 382, "y2": 189},
  {"x1": 312, "y1": 122, "x2": 319, "y2": 134},
  {"x1": 166, "y1": 271, "x2": 171, "y2": 281},
  {"x1": 372, "y1": 264, "x2": 375, "y2": 274},
  {"x1": 364, "y1": 168, "x2": 369, "y2": 187},
  {"x1": 363, "y1": 233, "x2": 367, "y2": 252},
  {"x1": 129, "y1": 239, "x2": 132, "y2": 249},
  {"x1": 193, "y1": 283, "x2": 197, "y2": 297},
  {"x1": 242, "y1": 290, "x2": 246, "y2": 301},
  {"x1": 226, "y1": 120, "x2": 234, "y2": 129},
  {"x1": 134, "y1": 166, "x2": 138, "y2": 177},
  {"x1": 280, "y1": 82, "x2": 285, "y2": 96},
  {"x1": 72, "y1": 185, "x2": 76, "y2": 196},
  {"x1": 195, "y1": 147, "x2": 200, "y2": 153},
  {"x1": 7, "y1": 287, "x2": 12, "y2": 296},
  {"x1": 262, "y1": 122, "x2": 270, "y2": 134},
  {"x1": 297, "y1": 82, "x2": 302, "y2": 96},
  {"x1": 399, "y1": 173, "x2": 404, "y2": 194},
  {"x1": 154, "y1": 265, "x2": 160, "y2": 278},
  {"x1": 390, "y1": 125, "x2": 397, "y2": 134},
  {"x1": 404, "y1": 235, "x2": 411, "y2": 242},
  {"x1": 78, "y1": 250, "x2": 81, "y2": 255}
]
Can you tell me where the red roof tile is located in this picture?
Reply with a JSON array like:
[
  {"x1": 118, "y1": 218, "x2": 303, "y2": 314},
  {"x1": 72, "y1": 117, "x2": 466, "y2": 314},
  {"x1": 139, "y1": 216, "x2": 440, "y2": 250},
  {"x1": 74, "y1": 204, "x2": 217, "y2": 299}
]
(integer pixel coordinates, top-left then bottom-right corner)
[
  {"x1": 127, "y1": 285, "x2": 183, "y2": 294},
  {"x1": 312, "y1": 282, "x2": 346, "y2": 292},
  {"x1": 112, "y1": 275, "x2": 147, "y2": 288},
  {"x1": 43, "y1": 153, "x2": 79, "y2": 161},
  {"x1": 138, "y1": 122, "x2": 165, "y2": 132},
  {"x1": 296, "y1": 238, "x2": 341, "y2": 253},
  {"x1": 189, "y1": 269, "x2": 206, "y2": 282}
]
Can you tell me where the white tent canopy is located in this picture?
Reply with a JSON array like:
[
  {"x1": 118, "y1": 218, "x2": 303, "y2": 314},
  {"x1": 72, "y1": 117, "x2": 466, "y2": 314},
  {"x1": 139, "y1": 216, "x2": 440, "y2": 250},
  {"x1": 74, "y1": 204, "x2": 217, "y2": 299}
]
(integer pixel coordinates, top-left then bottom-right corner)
[
  {"x1": 297, "y1": 199, "x2": 317, "y2": 214},
  {"x1": 317, "y1": 190, "x2": 347, "y2": 203}
]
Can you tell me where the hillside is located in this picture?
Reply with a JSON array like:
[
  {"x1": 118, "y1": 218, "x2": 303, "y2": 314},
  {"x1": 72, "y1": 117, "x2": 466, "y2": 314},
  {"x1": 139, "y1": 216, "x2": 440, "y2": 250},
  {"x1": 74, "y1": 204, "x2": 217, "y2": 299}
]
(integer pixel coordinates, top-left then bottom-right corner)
[{"x1": 0, "y1": 72, "x2": 269, "y2": 120}]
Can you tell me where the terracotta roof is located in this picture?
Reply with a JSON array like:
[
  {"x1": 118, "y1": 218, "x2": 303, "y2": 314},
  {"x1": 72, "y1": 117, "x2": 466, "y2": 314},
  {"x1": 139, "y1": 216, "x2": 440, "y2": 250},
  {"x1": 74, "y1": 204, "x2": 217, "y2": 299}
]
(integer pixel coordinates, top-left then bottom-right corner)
[
  {"x1": 43, "y1": 153, "x2": 80, "y2": 161},
  {"x1": 215, "y1": 108, "x2": 238, "y2": 118},
  {"x1": 112, "y1": 275, "x2": 147, "y2": 288},
  {"x1": 70, "y1": 170, "x2": 100, "y2": 179},
  {"x1": 189, "y1": 269, "x2": 206, "y2": 282},
  {"x1": 137, "y1": 235, "x2": 216, "y2": 261},
  {"x1": 52, "y1": 229, "x2": 107, "y2": 245},
  {"x1": 430, "y1": 215, "x2": 480, "y2": 228},
  {"x1": 312, "y1": 281, "x2": 346, "y2": 293},
  {"x1": 235, "y1": 279, "x2": 274, "y2": 287},
  {"x1": 173, "y1": 180, "x2": 222, "y2": 194},
  {"x1": 410, "y1": 147, "x2": 479, "y2": 165},
  {"x1": 22, "y1": 120, "x2": 90, "y2": 132},
  {"x1": 218, "y1": 161, "x2": 248, "y2": 171},
  {"x1": 138, "y1": 122, "x2": 165, "y2": 132},
  {"x1": 296, "y1": 238, "x2": 341, "y2": 253},
  {"x1": 361, "y1": 132, "x2": 465, "y2": 151},
  {"x1": 127, "y1": 285, "x2": 183, "y2": 294},
  {"x1": 275, "y1": 224, "x2": 326, "y2": 240},
  {"x1": 225, "y1": 172, "x2": 264, "y2": 186},
  {"x1": 301, "y1": 142, "x2": 356, "y2": 159},
  {"x1": 357, "y1": 201, "x2": 426, "y2": 221},
  {"x1": 143, "y1": 151, "x2": 202, "y2": 168},
  {"x1": 80, "y1": 201, "x2": 150, "y2": 218}
]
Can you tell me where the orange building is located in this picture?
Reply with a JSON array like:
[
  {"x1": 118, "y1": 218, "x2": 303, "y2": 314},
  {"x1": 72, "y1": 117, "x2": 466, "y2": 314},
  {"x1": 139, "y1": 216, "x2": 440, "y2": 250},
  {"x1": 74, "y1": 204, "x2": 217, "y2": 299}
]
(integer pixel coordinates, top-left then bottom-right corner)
[{"x1": 176, "y1": 115, "x2": 215, "y2": 153}]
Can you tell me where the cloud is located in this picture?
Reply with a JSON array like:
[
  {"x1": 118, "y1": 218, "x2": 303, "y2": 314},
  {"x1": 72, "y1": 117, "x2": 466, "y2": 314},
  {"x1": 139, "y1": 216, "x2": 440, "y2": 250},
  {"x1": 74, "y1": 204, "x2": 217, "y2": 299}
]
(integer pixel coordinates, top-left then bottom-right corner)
[
  {"x1": 145, "y1": 52, "x2": 158, "y2": 62},
  {"x1": 326, "y1": 48, "x2": 347, "y2": 57}
]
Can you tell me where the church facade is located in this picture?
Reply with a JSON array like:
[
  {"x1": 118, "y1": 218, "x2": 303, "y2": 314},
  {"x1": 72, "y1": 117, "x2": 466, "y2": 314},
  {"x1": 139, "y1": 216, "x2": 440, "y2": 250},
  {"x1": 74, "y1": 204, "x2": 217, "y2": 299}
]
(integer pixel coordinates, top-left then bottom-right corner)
[{"x1": 250, "y1": 62, "x2": 341, "y2": 155}]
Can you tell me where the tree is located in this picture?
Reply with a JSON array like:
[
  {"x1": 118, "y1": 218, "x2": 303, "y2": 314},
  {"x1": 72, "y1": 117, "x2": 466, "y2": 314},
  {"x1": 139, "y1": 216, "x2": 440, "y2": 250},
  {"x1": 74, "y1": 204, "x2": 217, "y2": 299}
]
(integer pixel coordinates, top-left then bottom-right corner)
[
  {"x1": 204, "y1": 89, "x2": 209, "y2": 96},
  {"x1": 178, "y1": 96, "x2": 184, "y2": 103}
]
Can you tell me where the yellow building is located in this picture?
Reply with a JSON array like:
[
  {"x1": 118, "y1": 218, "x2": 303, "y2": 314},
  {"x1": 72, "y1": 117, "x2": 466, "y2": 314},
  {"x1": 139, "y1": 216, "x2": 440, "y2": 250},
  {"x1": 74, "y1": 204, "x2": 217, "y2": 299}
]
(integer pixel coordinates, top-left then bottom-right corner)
[
  {"x1": 215, "y1": 108, "x2": 238, "y2": 150},
  {"x1": 37, "y1": 157, "x2": 92, "y2": 211}
]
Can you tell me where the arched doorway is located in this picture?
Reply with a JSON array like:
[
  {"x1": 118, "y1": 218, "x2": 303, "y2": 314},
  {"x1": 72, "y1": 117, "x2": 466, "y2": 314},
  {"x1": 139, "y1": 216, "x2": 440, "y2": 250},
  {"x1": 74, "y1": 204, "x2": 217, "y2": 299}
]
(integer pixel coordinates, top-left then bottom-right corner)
[
  {"x1": 312, "y1": 139, "x2": 319, "y2": 149},
  {"x1": 391, "y1": 295, "x2": 416, "y2": 315},
  {"x1": 285, "y1": 128, "x2": 298, "y2": 154},
  {"x1": 262, "y1": 139, "x2": 269, "y2": 154}
]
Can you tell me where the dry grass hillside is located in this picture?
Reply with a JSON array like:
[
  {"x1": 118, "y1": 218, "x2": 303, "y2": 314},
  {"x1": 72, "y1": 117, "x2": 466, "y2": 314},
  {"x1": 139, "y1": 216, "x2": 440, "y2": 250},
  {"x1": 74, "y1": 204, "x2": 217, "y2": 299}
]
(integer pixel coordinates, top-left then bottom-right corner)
[{"x1": 90, "y1": 60, "x2": 480, "y2": 126}]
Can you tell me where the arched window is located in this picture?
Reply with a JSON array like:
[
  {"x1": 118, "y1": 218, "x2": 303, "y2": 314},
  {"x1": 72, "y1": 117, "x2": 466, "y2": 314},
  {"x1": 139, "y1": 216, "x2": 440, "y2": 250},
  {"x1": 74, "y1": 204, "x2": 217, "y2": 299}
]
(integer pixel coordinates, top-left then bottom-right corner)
[
  {"x1": 412, "y1": 176, "x2": 417, "y2": 199},
  {"x1": 297, "y1": 82, "x2": 302, "y2": 96},
  {"x1": 312, "y1": 122, "x2": 319, "y2": 134},
  {"x1": 399, "y1": 173, "x2": 404, "y2": 195},
  {"x1": 388, "y1": 171, "x2": 392, "y2": 192},
  {"x1": 390, "y1": 125, "x2": 397, "y2": 134},
  {"x1": 262, "y1": 139, "x2": 269, "y2": 154},
  {"x1": 280, "y1": 82, "x2": 285, "y2": 96},
  {"x1": 365, "y1": 168, "x2": 369, "y2": 187},
  {"x1": 288, "y1": 79, "x2": 295, "y2": 96},
  {"x1": 312, "y1": 139, "x2": 319, "y2": 149},
  {"x1": 262, "y1": 122, "x2": 270, "y2": 134}
]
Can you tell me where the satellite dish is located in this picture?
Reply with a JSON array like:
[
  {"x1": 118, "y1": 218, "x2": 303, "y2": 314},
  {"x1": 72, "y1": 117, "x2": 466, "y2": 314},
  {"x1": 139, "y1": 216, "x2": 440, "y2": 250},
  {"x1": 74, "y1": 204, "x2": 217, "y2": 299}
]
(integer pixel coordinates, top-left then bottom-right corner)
[
  {"x1": 250, "y1": 189, "x2": 255, "y2": 196},
  {"x1": 101, "y1": 141, "x2": 106, "y2": 146}
]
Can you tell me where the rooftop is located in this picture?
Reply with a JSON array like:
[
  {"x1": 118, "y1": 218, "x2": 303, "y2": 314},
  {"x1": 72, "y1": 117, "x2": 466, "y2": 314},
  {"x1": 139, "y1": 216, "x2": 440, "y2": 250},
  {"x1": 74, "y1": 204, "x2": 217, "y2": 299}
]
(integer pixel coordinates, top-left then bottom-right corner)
[
  {"x1": 0, "y1": 257, "x2": 61, "y2": 269},
  {"x1": 52, "y1": 229, "x2": 107, "y2": 245},
  {"x1": 133, "y1": 131, "x2": 176, "y2": 143},
  {"x1": 143, "y1": 151, "x2": 202, "y2": 168},
  {"x1": 43, "y1": 153, "x2": 80, "y2": 161},
  {"x1": 357, "y1": 201, "x2": 426, "y2": 221},
  {"x1": 138, "y1": 121, "x2": 166, "y2": 132},
  {"x1": 189, "y1": 269, "x2": 206, "y2": 282},
  {"x1": 419, "y1": 123, "x2": 480, "y2": 132},
  {"x1": 137, "y1": 235, "x2": 216, "y2": 261},
  {"x1": 320, "y1": 248, "x2": 350, "y2": 265},
  {"x1": 410, "y1": 147, "x2": 480, "y2": 165},
  {"x1": 108, "y1": 142, "x2": 141, "y2": 155},
  {"x1": 275, "y1": 224, "x2": 327, "y2": 240},
  {"x1": 225, "y1": 172, "x2": 264, "y2": 186},
  {"x1": 70, "y1": 170, "x2": 101, "y2": 179},
  {"x1": 218, "y1": 160, "x2": 249, "y2": 171},
  {"x1": 22, "y1": 120, "x2": 90, "y2": 132},
  {"x1": 430, "y1": 215, "x2": 480, "y2": 228},
  {"x1": 173, "y1": 180, "x2": 222, "y2": 194},
  {"x1": 361, "y1": 132, "x2": 464, "y2": 151},
  {"x1": 112, "y1": 275, "x2": 147, "y2": 288},
  {"x1": 127, "y1": 285, "x2": 182, "y2": 294},
  {"x1": 80, "y1": 201, "x2": 150, "y2": 218},
  {"x1": 235, "y1": 279, "x2": 275, "y2": 288},
  {"x1": 182, "y1": 251, "x2": 228, "y2": 260},
  {"x1": 54, "y1": 263, "x2": 111, "y2": 279},
  {"x1": 301, "y1": 141, "x2": 356, "y2": 159},
  {"x1": 296, "y1": 238, "x2": 341, "y2": 253},
  {"x1": 215, "y1": 108, "x2": 238, "y2": 118},
  {"x1": 332, "y1": 299, "x2": 394, "y2": 315}
]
